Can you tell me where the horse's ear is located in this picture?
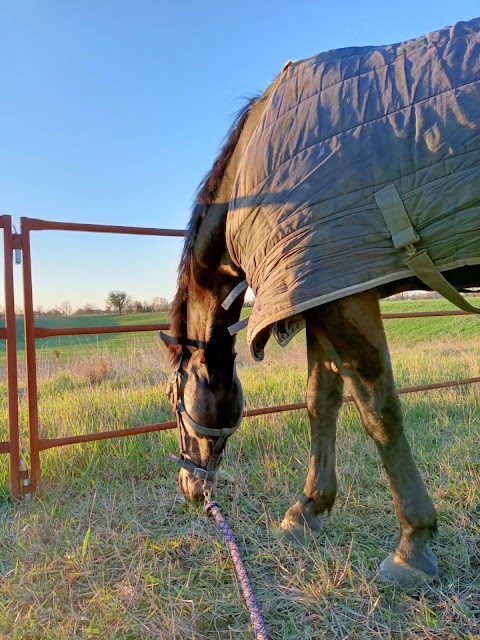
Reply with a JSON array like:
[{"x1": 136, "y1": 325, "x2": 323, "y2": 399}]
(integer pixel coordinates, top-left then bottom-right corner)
[
  {"x1": 159, "y1": 331, "x2": 176, "y2": 347},
  {"x1": 159, "y1": 332, "x2": 182, "y2": 367}
]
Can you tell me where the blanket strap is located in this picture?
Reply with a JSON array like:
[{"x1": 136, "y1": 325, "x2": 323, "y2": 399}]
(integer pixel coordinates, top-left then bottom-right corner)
[
  {"x1": 228, "y1": 317, "x2": 249, "y2": 336},
  {"x1": 223, "y1": 280, "x2": 249, "y2": 335},
  {"x1": 374, "y1": 185, "x2": 480, "y2": 314},
  {"x1": 222, "y1": 280, "x2": 248, "y2": 310}
]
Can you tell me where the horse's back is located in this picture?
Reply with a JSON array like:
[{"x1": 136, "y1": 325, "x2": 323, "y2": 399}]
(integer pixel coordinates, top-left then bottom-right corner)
[{"x1": 226, "y1": 18, "x2": 480, "y2": 354}]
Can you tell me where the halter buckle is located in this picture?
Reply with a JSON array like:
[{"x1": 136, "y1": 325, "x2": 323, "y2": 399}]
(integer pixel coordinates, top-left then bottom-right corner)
[{"x1": 193, "y1": 467, "x2": 208, "y2": 480}]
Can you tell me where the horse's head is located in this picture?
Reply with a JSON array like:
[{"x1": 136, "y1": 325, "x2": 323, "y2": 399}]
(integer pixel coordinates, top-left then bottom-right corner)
[
  {"x1": 164, "y1": 342, "x2": 243, "y2": 502},
  {"x1": 157, "y1": 93, "x2": 262, "y2": 502}
]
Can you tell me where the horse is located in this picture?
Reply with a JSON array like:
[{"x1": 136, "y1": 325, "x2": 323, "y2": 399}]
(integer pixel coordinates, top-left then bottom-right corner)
[{"x1": 161, "y1": 19, "x2": 480, "y2": 587}]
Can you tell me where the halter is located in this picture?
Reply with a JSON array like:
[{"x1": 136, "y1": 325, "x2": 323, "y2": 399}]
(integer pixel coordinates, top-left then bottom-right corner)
[{"x1": 167, "y1": 353, "x2": 242, "y2": 499}]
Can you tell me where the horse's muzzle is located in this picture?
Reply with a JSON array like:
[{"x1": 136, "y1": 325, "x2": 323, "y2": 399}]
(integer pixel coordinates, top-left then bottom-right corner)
[{"x1": 178, "y1": 468, "x2": 217, "y2": 503}]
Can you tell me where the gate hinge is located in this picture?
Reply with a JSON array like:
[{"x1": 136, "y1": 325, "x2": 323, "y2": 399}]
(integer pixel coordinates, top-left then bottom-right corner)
[{"x1": 19, "y1": 459, "x2": 32, "y2": 501}]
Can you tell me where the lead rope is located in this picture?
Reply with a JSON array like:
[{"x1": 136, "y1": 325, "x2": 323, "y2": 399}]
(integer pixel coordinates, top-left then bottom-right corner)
[{"x1": 205, "y1": 497, "x2": 270, "y2": 640}]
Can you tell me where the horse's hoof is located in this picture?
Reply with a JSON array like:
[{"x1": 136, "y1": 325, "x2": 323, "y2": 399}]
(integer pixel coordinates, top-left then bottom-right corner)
[
  {"x1": 380, "y1": 547, "x2": 438, "y2": 587},
  {"x1": 281, "y1": 522, "x2": 312, "y2": 546},
  {"x1": 280, "y1": 501, "x2": 325, "y2": 545}
]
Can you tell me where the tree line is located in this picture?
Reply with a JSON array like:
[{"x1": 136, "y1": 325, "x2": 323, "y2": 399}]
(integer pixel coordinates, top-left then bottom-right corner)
[
  {"x1": 2, "y1": 287, "x2": 476, "y2": 318},
  {"x1": 0, "y1": 292, "x2": 172, "y2": 318}
]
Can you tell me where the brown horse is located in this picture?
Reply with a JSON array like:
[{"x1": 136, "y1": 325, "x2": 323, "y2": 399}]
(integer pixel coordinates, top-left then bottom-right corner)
[{"x1": 161, "y1": 21, "x2": 480, "y2": 587}]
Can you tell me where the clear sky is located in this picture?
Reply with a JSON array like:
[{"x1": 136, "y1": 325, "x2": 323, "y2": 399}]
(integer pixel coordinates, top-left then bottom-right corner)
[{"x1": 1, "y1": 1, "x2": 478, "y2": 311}]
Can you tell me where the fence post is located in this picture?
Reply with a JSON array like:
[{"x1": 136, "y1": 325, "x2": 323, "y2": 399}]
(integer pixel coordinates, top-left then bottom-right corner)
[
  {"x1": 20, "y1": 218, "x2": 41, "y2": 495},
  {"x1": 2, "y1": 216, "x2": 21, "y2": 500}
]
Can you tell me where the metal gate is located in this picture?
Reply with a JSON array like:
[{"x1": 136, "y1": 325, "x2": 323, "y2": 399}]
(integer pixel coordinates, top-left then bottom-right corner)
[
  {"x1": 0, "y1": 216, "x2": 21, "y2": 500},
  {"x1": 1, "y1": 216, "x2": 478, "y2": 500}
]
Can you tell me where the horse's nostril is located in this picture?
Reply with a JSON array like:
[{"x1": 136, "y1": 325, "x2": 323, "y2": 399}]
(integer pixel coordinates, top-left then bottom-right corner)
[{"x1": 178, "y1": 470, "x2": 206, "y2": 503}]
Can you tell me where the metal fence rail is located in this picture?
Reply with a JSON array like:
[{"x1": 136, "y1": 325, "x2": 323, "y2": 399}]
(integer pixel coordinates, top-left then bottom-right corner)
[
  {"x1": 19, "y1": 217, "x2": 186, "y2": 496},
  {"x1": 38, "y1": 377, "x2": 480, "y2": 452},
  {"x1": 0, "y1": 215, "x2": 476, "y2": 500}
]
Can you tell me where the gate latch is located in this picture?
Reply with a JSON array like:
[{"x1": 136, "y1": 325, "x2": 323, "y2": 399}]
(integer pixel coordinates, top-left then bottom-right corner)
[{"x1": 12, "y1": 233, "x2": 22, "y2": 265}]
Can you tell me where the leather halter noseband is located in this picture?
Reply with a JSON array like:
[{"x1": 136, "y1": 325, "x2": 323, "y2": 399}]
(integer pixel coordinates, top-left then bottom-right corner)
[{"x1": 167, "y1": 354, "x2": 242, "y2": 497}]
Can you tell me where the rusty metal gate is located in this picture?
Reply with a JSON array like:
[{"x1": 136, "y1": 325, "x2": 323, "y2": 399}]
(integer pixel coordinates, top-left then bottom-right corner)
[
  {"x1": 0, "y1": 216, "x2": 21, "y2": 500},
  {"x1": 1, "y1": 216, "x2": 478, "y2": 500}
]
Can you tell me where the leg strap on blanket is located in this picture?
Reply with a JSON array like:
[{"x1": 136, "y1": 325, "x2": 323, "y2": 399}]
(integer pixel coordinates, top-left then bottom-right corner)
[{"x1": 374, "y1": 185, "x2": 480, "y2": 314}]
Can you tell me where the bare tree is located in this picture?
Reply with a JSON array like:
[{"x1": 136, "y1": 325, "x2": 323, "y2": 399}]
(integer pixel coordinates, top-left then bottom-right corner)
[
  {"x1": 131, "y1": 300, "x2": 144, "y2": 313},
  {"x1": 142, "y1": 300, "x2": 154, "y2": 313},
  {"x1": 152, "y1": 296, "x2": 170, "y2": 312},
  {"x1": 83, "y1": 303, "x2": 96, "y2": 315},
  {"x1": 106, "y1": 291, "x2": 130, "y2": 314},
  {"x1": 75, "y1": 303, "x2": 96, "y2": 315},
  {"x1": 58, "y1": 300, "x2": 72, "y2": 316}
]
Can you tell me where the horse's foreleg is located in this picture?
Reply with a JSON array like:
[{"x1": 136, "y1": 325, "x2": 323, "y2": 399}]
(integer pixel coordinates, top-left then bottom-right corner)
[
  {"x1": 322, "y1": 292, "x2": 438, "y2": 586},
  {"x1": 281, "y1": 323, "x2": 344, "y2": 544}
]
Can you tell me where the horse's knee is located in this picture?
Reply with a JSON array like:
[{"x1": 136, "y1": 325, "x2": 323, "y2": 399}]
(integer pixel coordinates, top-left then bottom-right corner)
[
  {"x1": 362, "y1": 394, "x2": 404, "y2": 444},
  {"x1": 306, "y1": 383, "x2": 343, "y2": 419}
]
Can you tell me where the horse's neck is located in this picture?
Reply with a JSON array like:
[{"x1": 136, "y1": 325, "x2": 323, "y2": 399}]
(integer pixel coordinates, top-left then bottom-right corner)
[
  {"x1": 186, "y1": 91, "x2": 273, "y2": 350},
  {"x1": 186, "y1": 213, "x2": 242, "y2": 349}
]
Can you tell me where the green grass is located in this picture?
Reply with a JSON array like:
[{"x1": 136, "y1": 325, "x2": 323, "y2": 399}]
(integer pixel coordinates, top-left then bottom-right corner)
[
  {"x1": 0, "y1": 297, "x2": 478, "y2": 360},
  {"x1": 0, "y1": 312, "x2": 171, "y2": 359},
  {"x1": 0, "y1": 300, "x2": 478, "y2": 638}
]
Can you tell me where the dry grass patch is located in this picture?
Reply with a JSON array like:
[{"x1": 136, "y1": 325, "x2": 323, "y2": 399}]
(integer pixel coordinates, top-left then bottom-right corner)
[{"x1": 0, "y1": 325, "x2": 478, "y2": 638}]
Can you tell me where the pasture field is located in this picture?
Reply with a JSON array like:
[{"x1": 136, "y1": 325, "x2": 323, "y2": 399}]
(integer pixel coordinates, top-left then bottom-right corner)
[
  {"x1": 0, "y1": 299, "x2": 478, "y2": 639},
  {"x1": 0, "y1": 312, "x2": 172, "y2": 360}
]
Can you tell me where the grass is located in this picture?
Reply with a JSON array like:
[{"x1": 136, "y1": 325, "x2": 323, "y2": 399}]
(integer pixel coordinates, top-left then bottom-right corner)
[
  {"x1": 0, "y1": 312, "x2": 171, "y2": 360},
  {"x1": 0, "y1": 300, "x2": 478, "y2": 638},
  {"x1": 0, "y1": 298, "x2": 477, "y2": 360}
]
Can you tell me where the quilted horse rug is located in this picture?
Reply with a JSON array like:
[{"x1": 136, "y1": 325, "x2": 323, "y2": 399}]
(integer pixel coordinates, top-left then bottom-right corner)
[{"x1": 226, "y1": 18, "x2": 480, "y2": 359}]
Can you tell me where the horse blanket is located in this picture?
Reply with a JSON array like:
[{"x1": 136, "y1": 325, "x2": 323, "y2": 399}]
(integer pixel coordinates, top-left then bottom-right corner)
[{"x1": 226, "y1": 18, "x2": 480, "y2": 359}]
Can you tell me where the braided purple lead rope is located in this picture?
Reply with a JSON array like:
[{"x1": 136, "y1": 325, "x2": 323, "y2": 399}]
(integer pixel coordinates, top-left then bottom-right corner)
[{"x1": 205, "y1": 500, "x2": 270, "y2": 640}]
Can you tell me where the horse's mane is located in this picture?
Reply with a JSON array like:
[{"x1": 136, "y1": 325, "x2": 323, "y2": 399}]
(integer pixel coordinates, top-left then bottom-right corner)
[{"x1": 167, "y1": 97, "x2": 259, "y2": 365}]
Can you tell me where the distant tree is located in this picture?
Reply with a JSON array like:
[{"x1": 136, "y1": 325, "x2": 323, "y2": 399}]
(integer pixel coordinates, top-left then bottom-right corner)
[
  {"x1": 75, "y1": 303, "x2": 96, "y2": 315},
  {"x1": 132, "y1": 300, "x2": 145, "y2": 313},
  {"x1": 84, "y1": 303, "x2": 96, "y2": 315},
  {"x1": 106, "y1": 291, "x2": 130, "y2": 314},
  {"x1": 58, "y1": 300, "x2": 72, "y2": 316},
  {"x1": 152, "y1": 296, "x2": 170, "y2": 312}
]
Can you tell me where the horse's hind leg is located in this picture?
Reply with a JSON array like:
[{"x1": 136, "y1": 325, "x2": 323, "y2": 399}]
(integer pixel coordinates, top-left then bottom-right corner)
[
  {"x1": 317, "y1": 291, "x2": 438, "y2": 585},
  {"x1": 281, "y1": 323, "x2": 344, "y2": 544}
]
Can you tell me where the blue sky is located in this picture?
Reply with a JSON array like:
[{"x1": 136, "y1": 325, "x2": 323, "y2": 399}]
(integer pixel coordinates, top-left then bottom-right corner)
[{"x1": 1, "y1": 1, "x2": 478, "y2": 310}]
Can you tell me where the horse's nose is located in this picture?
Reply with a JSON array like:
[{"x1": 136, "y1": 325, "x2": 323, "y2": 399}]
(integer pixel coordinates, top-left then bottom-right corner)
[
  {"x1": 178, "y1": 469, "x2": 218, "y2": 503},
  {"x1": 178, "y1": 469, "x2": 210, "y2": 503}
]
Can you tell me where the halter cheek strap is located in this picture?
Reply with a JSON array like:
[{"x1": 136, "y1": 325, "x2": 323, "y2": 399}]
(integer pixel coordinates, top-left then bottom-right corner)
[{"x1": 167, "y1": 357, "x2": 242, "y2": 496}]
